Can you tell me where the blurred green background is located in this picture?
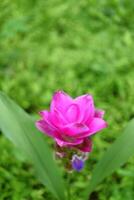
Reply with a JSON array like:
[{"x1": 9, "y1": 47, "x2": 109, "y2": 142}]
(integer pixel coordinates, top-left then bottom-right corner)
[{"x1": 0, "y1": 0, "x2": 134, "y2": 199}]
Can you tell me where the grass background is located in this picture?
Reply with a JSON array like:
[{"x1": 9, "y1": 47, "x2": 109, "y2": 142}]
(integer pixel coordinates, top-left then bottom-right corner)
[{"x1": 0, "y1": 0, "x2": 134, "y2": 199}]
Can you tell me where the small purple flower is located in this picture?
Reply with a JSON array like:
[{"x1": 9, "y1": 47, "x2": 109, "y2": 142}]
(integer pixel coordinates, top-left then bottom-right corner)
[{"x1": 71, "y1": 155, "x2": 84, "y2": 171}]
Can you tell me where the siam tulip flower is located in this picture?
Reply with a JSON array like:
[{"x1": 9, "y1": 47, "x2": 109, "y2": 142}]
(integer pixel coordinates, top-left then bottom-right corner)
[
  {"x1": 72, "y1": 155, "x2": 85, "y2": 171},
  {"x1": 36, "y1": 90, "x2": 107, "y2": 171}
]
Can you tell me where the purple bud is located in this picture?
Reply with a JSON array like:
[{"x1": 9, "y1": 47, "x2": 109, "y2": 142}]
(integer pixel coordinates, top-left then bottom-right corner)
[{"x1": 71, "y1": 155, "x2": 84, "y2": 171}]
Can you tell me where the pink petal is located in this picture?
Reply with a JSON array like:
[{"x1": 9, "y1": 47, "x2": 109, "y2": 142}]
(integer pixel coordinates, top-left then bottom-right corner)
[
  {"x1": 50, "y1": 91, "x2": 72, "y2": 114},
  {"x1": 74, "y1": 94, "x2": 95, "y2": 123},
  {"x1": 36, "y1": 119, "x2": 55, "y2": 137},
  {"x1": 55, "y1": 137, "x2": 84, "y2": 147},
  {"x1": 51, "y1": 108, "x2": 68, "y2": 126},
  {"x1": 60, "y1": 123, "x2": 90, "y2": 137},
  {"x1": 66, "y1": 104, "x2": 80, "y2": 123},
  {"x1": 36, "y1": 119, "x2": 64, "y2": 142},
  {"x1": 73, "y1": 117, "x2": 107, "y2": 139},
  {"x1": 39, "y1": 110, "x2": 50, "y2": 119},
  {"x1": 89, "y1": 117, "x2": 108, "y2": 135},
  {"x1": 39, "y1": 110, "x2": 56, "y2": 127},
  {"x1": 36, "y1": 111, "x2": 60, "y2": 137},
  {"x1": 76, "y1": 138, "x2": 92, "y2": 152},
  {"x1": 95, "y1": 109, "x2": 105, "y2": 118}
]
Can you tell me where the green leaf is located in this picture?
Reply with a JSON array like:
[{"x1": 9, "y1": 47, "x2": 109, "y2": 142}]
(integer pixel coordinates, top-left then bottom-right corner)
[
  {"x1": 0, "y1": 92, "x2": 66, "y2": 200},
  {"x1": 84, "y1": 119, "x2": 134, "y2": 199}
]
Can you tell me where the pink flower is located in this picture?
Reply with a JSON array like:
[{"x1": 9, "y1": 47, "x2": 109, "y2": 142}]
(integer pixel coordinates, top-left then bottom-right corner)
[{"x1": 36, "y1": 91, "x2": 107, "y2": 153}]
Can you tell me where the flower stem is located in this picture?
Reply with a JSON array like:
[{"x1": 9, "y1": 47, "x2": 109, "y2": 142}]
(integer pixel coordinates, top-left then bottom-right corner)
[{"x1": 67, "y1": 173, "x2": 72, "y2": 200}]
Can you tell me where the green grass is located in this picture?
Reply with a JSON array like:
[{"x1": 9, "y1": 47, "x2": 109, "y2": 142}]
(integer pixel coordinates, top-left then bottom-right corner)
[{"x1": 0, "y1": 0, "x2": 134, "y2": 199}]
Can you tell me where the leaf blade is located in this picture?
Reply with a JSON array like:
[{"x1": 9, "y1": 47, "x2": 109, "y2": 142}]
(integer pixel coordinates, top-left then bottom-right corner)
[
  {"x1": 84, "y1": 119, "x2": 134, "y2": 199},
  {"x1": 0, "y1": 92, "x2": 66, "y2": 200}
]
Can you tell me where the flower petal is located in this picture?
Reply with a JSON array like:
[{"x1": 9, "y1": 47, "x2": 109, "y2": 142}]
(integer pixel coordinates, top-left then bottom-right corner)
[
  {"x1": 55, "y1": 137, "x2": 83, "y2": 147},
  {"x1": 39, "y1": 110, "x2": 50, "y2": 119},
  {"x1": 50, "y1": 90, "x2": 72, "y2": 114},
  {"x1": 72, "y1": 155, "x2": 84, "y2": 171},
  {"x1": 74, "y1": 117, "x2": 107, "y2": 138},
  {"x1": 95, "y1": 109, "x2": 105, "y2": 118},
  {"x1": 51, "y1": 108, "x2": 68, "y2": 126},
  {"x1": 39, "y1": 110, "x2": 56, "y2": 128},
  {"x1": 89, "y1": 117, "x2": 108, "y2": 135},
  {"x1": 35, "y1": 119, "x2": 55, "y2": 137},
  {"x1": 74, "y1": 94, "x2": 95, "y2": 123},
  {"x1": 60, "y1": 123, "x2": 90, "y2": 137},
  {"x1": 66, "y1": 104, "x2": 80, "y2": 123},
  {"x1": 76, "y1": 138, "x2": 92, "y2": 152}
]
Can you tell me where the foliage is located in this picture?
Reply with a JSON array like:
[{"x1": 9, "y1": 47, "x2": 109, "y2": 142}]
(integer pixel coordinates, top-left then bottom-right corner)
[
  {"x1": 0, "y1": 92, "x2": 66, "y2": 200},
  {"x1": 0, "y1": 0, "x2": 134, "y2": 199}
]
